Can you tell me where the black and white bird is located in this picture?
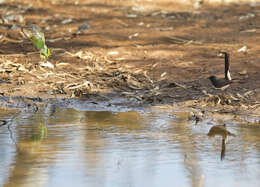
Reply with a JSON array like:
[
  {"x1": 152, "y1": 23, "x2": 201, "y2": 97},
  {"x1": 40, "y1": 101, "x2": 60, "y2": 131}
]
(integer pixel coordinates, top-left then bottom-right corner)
[{"x1": 209, "y1": 52, "x2": 232, "y2": 89}]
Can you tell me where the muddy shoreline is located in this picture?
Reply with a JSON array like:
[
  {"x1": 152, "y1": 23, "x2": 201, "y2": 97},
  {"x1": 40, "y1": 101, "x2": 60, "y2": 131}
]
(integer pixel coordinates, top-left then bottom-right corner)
[{"x1": 0, "y1": 0, "x2": 259, "y2": 121}]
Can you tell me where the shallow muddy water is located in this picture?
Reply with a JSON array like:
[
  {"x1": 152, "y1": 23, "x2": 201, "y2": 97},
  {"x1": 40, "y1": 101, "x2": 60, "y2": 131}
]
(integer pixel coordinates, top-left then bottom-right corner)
[{"x1": 0, "y1": 105, "x2": 260, "y2": 187}]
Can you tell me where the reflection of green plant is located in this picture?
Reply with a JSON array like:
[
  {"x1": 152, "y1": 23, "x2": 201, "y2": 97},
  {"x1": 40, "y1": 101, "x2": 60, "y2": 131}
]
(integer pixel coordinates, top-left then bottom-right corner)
[
  {"x1": 31, "y1": 123, "x2": 48, "y2": 141},
  {"x1": 22, "y1": 24, "x2": 51, "y2": 59}
]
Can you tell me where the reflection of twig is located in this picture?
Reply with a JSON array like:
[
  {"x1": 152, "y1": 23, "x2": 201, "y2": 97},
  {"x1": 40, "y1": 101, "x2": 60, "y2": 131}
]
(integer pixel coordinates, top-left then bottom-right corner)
[
  {"x1": 0, "y1": 111, "x2": 21, "y2": 147},
  {"x1": 8, "y1": 111, "x2": 21, "y2": 146},
  {"x1": 50, "y1": 104, "x2": 56, "y2": 118},
  {"x1": 0, "y1": 98, "x2": 39, "y2": 146},
  {"x1": 7, "y1": 123, "x2": 17, "y2": 147},
  {"x1": 27, "y1": 103, "x2": 39, "y2": 113},
  {"x1": 0, "y1": 120, "x2": 7, "y2": 127}
]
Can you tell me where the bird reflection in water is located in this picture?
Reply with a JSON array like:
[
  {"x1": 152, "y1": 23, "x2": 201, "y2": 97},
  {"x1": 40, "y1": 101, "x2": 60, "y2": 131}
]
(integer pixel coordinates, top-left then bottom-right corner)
[{"x1": 207, "y1": 124, "x2": 235, "y2": 160}]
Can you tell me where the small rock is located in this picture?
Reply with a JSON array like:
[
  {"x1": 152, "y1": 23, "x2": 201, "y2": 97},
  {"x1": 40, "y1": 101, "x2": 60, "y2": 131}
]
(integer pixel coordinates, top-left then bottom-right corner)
[
  {"x1": 40, "y1": 61, "x2": 54, "y2": 69},
  {"x1": 61, "y1": 18, "x2": 73, "y2": 24},
  {"x1": 128, "y1": 33, "x2": 139, "y2": 39},
  {"x1": 238, "y1": 70, "x2": 247, "y2": 75},
  {"x1": 127, "y1": 14, "x2": 137, "y2": 18},
  {"x1": 237, "y1": 46, "x2": 247, "y2": 53},
  {"x1": 107, "y1": 51, "x2": 119, "y2": 55},
  {"x1": 239, "y1": 13, "x2": 255, "y2": 21}
]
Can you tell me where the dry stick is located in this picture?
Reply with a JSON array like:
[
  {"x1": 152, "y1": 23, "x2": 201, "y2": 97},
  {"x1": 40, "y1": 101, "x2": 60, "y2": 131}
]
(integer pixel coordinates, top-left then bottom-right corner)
[
  {"x1": 167, "y1": 36, "x2": 189, "y2": 44},
  {"x1": 0, "y1": 34, "x2": 23, "y2": 43},
  {"x1": 167, "y1": 36, "x2": 202, "y2": 45},
  {"x1": 0, "y1": 51, "x2": 39, "y2": 57},
  {"x1": 8, "y1": 123, "x2": 17, "y2": 147},
  {"x1": 0, "y1": 53, "x2": 27, "y2": 57},
  {"x1": 173, "y1": 82, "x2": 188, "y2": 89},
  {"x1": 0, "y1": 111, "x2": 22, "y2": 147}
]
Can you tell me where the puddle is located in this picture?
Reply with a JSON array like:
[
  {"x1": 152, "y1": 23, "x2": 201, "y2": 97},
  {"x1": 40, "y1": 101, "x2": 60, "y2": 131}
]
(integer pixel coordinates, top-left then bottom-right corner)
[{"x1": 0, "y1": 104, "x2": 260, "y2": 187}]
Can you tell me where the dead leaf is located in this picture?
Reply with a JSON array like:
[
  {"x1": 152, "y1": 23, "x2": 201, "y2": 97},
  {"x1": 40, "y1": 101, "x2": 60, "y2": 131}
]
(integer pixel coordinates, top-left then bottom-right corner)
[
  {"x1": 40, "y1": 61, "x2": 54, "y2": 69},
  {"x1": 161, "y1": 72, "x2": 167, "y2": 77}
]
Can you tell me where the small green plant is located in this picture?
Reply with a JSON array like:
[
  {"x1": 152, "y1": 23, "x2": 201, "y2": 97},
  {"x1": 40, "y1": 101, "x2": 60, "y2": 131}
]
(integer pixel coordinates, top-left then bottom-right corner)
[
  {"x1": 22, "y1": 24, "x2": 50, "y2": 59},
  {"x1": 31, "y1": 123, "x2": 48, "y2": 141}
]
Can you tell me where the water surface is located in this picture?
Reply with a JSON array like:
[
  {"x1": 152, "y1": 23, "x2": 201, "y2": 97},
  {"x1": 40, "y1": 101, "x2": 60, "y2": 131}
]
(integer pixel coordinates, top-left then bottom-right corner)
[{"x1": 0, "y1": 105, "x2": 260, "y2": 187}]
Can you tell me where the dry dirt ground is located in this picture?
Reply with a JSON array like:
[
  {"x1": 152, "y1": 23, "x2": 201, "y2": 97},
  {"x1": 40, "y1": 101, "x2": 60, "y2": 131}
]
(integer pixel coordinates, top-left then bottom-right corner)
[{"x1": 0, "y1": 0, "x2": 259, "y2": 119}]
